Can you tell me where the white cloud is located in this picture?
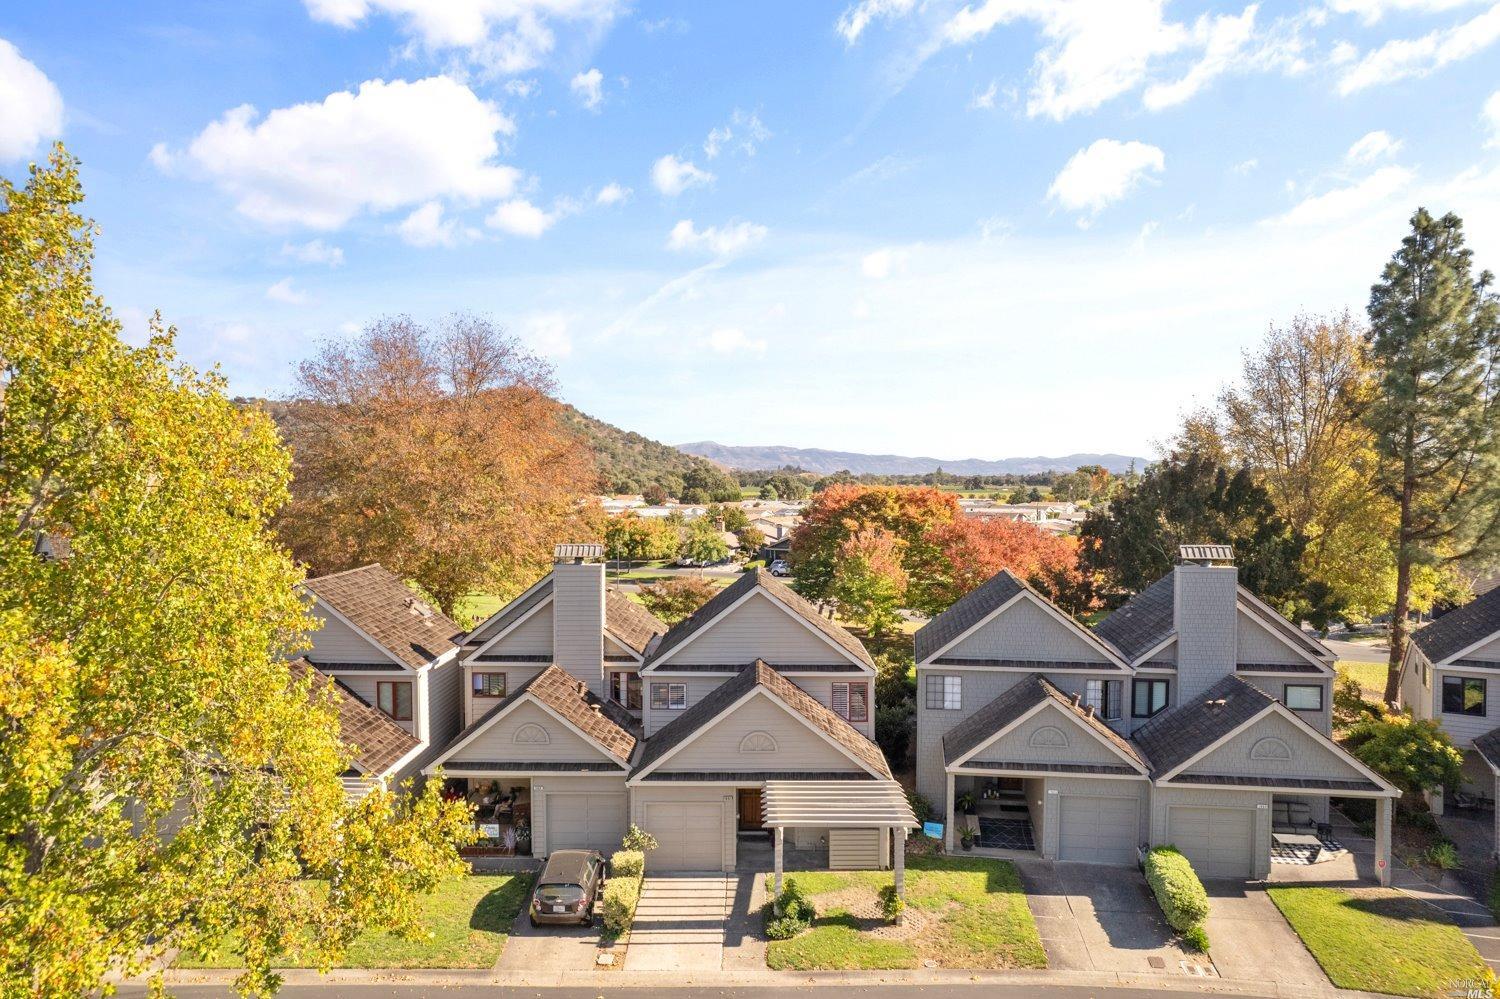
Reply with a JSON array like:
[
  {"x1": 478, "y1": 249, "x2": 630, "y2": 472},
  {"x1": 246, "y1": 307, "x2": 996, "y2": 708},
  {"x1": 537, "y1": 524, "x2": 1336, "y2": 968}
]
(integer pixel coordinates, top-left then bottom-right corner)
[
  {"x1": 1141, "y1": 5, "x2": 1259, "y2": 111},
  {"x1": 0, "y1": 38, "x2": 64, "y2": 160},
  {"x1": 706, "y1": 327, "x2": 767, "y2": 355},
  {"x1": 397, "y1": 200, "x2": 478, "y2": 246},
  {"x1": 504, "y1": 78, "x2": 537, "y2": 98},
  {"x1": 861, "y1": 247, "x2": 908, "y2": 279},
  {"x1": 1231, "y1": 158, "x2": 1259, "y2": 175},
  {"x1": 570, "y1": 67, "x2": 603, "y2": 109},
  {"x1": 1338, "y1": 3, "x2": 1500, "y2": 94},
  {"x1": 1485, "y1": 90, "x2": 1500, "y2": 145},
  {"x1": 487, "y1": 197, "x2": 559, "y2": 237},
  {"x1": 266, "y1": 277, "x2": 310, "y2": 304},
  {"x1": 703, "y1": 109, "x2": 771, "y2": 159},
  {"x1": 161, "y1": 76, "x2": 519, "y2": 230},
  {"x1": 525, "y1": 313, "x2": 573, "y2": 357},
  {"x1": 651, "y1": 154, "x2": 714, "y2": 196},
  {"x1": 836, "y1": 0, "x2": 917, "y2": 43},
  {"x1": 969, "y1": 80, "x2": 998, "y2": 110},
  {"x1": 1346, "y1": 129, "x2": 1403, "y2": 164},
  {"x1": 1267, "y1": 165, "x2": 1414, "y2": 227},
  {"x1": 302, "y1": 0, "x2": 626, "y2": 75},
  {"x1": 1329, "y1": 0, "x2": 1487, "y2": 23},
  {"x1": 595, "y1": 181, "x2": 631, "y2": 205},
  {"x1": 1047, "y1": 139, "x2": 1165, "y2": 218},
  {"x1": 282, "y1": 238, "x2": 345, "y2": 266},
  {"x1": 667, "y1": 219, "x2": 767, "y2": 256}
]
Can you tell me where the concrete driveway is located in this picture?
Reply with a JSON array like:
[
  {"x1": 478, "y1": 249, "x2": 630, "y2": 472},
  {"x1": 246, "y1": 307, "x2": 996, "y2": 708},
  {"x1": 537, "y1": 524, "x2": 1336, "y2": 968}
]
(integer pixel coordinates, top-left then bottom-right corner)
[
  {"x1": 1202, "y1": 880, "x2": 1328, "y2": 988},
  {"x1": 623, "y1": 873, "x2": 732, "y2": 973},
  {"x1": 1017, "y1": 861, "x2": 1213, "y2": 977},
  {"x1": 498, "y1": 904, "x2": 606, "y2": 974}
]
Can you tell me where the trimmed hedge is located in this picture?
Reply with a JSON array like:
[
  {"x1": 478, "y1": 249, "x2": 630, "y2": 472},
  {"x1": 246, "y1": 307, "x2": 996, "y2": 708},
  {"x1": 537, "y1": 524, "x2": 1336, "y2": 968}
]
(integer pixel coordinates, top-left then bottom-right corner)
[
  {"x1": 1145, "y1": 846, "x2": 1211, "y2": 940},
  {"x1": 603, "y1": 850, "x2": 646, "y2": 937},
  {"x1": 764, "y1": 877, "x2": 817, "y2": 939}
]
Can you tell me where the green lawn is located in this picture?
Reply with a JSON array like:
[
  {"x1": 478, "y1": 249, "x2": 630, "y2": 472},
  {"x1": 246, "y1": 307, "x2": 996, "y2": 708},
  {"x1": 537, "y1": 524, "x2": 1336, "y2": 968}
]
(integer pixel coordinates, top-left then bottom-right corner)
[
  {"x1": 765, "y1": 856, "x2": 1046, "y2": 971},
  {"x1": 1337, "y1": 660, "x2": 1388, "y2": 700},
  {"x1": 178, "y1": 874, "x2": 532, "y2": 970},
  {"x1": 1267, "y1": 886, "x2": 1489, "y2": 998}
]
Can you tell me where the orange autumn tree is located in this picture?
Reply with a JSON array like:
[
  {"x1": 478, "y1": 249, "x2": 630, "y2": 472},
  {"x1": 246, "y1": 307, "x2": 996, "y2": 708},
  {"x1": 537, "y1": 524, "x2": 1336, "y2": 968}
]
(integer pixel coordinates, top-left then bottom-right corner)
[
  {"x1": 930, "y1": 516, "x2": 1089, "y2": 613},
  {"x1": 829, "y1": 528, "x2": 909, "y2": 638}
]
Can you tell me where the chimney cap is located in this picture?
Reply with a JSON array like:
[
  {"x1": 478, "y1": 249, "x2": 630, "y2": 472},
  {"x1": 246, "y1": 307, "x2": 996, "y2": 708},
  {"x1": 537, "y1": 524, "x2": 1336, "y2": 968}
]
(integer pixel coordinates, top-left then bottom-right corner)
[
  {"x1": 554, "y1": 543, "x2": 604, "y2": 563},
  {"x1": 1179, "y1": 544, "x2": 1234, "y2": 565}
]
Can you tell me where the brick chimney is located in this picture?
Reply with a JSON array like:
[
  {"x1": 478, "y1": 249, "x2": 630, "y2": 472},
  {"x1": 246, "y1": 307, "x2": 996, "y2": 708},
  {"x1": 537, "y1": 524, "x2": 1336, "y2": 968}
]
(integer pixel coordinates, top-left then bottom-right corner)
[
  {"x1": 551, "y1": 543, "x2": 606, "y2": 698},
  {"x1": 1174, "y1": 544, "x2": 1238, "y2": 704}
]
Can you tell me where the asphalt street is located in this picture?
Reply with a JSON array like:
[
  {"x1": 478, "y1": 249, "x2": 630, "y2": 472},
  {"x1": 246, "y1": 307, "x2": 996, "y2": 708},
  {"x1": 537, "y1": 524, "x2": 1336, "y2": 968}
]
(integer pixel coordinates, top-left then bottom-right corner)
[{"x1": 125, "y1": 986, "x2": 1272, "y2": 999}]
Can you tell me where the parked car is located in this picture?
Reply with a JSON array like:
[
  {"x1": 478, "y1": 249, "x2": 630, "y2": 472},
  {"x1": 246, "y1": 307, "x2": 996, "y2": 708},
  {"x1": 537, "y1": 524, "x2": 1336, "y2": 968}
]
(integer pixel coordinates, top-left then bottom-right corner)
[
  {"x1": 769, "y1": 559, "x2": 791, "y2": 577},
  {"x1": 529, "y1": 849, "x2": 606, "y2": 927}
]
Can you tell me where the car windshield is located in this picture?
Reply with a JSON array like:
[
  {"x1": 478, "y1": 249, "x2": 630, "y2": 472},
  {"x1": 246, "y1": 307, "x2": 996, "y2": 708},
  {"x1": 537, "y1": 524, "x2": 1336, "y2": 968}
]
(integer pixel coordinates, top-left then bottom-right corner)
[{"x1": 536, "y1": 883, "x2": 585, "y2": 904}]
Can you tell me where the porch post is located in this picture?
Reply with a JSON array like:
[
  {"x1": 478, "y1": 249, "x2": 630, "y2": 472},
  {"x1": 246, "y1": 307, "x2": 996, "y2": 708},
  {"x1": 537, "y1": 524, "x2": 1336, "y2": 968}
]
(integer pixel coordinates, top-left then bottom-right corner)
[
  {"x1": 1375, "y1": 796, "x2": 1393, "y2": 887},
  {"x1": 894, "y1": 827, "x2": 907, "y2": 926},
  {"x1": 773, "y1": 826, "x2": 785, "y2": 903},
  {"x1": 945, "y1": 771, "x2": 956, "y2": 853}
]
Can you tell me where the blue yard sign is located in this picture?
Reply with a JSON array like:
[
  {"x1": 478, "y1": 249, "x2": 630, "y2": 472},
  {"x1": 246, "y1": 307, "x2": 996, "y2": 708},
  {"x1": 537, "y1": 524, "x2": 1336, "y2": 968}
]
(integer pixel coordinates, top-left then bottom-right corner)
[{"x1": 923, "y1": 821, "x2": 943, "y2": 839}]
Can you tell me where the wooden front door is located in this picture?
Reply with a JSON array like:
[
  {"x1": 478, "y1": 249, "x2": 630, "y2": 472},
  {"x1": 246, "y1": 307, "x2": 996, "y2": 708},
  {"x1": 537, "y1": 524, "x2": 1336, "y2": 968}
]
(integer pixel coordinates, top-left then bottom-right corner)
[{"x1": 737, "y1": 788, "x2": 763, "y2": 830}]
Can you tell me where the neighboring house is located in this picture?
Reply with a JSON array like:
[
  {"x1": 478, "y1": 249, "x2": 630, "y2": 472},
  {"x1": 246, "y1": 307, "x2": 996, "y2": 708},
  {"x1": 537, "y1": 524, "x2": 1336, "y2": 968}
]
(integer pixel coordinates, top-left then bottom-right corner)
[
  {"x1": 289, "y1": 658, "x2": 424, "y2": 798},
  {"x1": 915, "y1": 545, "x2": 1399, "y2": 883},
  {"x1": 300, "y1": 564, "x2": 466, "y2": 795},
  {"x1": 1399, "y1": 585, "x2": 1500, "y2": 846},
  {"x1": 425, "y1": 547, "x2": 914, "y2": 873}
]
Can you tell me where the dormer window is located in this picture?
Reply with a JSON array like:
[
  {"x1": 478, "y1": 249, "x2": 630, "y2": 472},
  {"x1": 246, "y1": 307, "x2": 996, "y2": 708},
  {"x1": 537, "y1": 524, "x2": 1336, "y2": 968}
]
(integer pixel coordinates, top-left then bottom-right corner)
[
  {"x1": 376, "y1": 680, "x2": 413, "y2": 721},
  {"x1": 832, "y1": 682, "x2": 869, "y2": 723}
]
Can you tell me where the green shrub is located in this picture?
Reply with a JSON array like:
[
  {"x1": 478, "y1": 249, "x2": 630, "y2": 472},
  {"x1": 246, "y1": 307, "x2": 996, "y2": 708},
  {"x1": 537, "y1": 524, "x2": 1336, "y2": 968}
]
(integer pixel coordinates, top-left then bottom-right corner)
[
  {"x1": 611, "y1": 849, "x2": 644, "y2": 879},
  {"x1": 764, "y1": 878, "x2": 817, "y2": 938},
  {"x1": 906, "y1": 789, "x2": 933, "y2": 826},
  {"x1": 1349, "y1": 715, "x2": 1463, "y2": 797},
  {"x1": 602, "y1": 875, "x2": 641, "y2": 937},
  {"x1": 765, "y1": 915, "x2": 805, "y2": 940},
  {"x1": 878, "y1": 884, "x2": 904, "y2": 921},
  {"x1": 1427, "y1": 842, "x2": 1461, "y2": 870},
  {"x1": 1182, "y1": 924, "x2": 1211, "y2": 953},
  {"x1": 1144, "y1": 847, "x2": 1211, "y2": 933},
  {"x1": 622, "y1": 823, "x2": 659, "y2": 853}
]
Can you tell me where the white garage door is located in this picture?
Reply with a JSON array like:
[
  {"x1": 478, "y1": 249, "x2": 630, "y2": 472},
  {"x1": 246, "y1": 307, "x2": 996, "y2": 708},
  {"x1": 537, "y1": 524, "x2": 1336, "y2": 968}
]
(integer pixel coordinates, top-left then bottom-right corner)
[
  {"x1": 545, "y1": 792, "x2": 627, "y2": 854},
  {"x1": 643, "y1": 801, "x2": 725, "y2": 871},
  {"x1": 1058, "y1": 795, "x2": 1139, "y2": 864},
  {"x1": 1168, "y1": 806, "x2": 1257, "y2": 879}
]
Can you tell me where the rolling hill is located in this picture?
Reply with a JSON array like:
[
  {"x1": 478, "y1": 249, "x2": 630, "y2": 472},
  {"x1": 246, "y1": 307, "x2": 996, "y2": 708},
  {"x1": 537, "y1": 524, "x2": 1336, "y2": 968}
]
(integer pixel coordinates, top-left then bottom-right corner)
[{"x1": 676, "y1": 441, "x2": 1144, "y2": 476}]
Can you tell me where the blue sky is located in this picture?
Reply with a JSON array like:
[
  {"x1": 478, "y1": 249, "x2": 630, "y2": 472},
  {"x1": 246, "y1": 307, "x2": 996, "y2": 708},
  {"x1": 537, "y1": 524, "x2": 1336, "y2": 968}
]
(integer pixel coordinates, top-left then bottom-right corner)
[{"x1": 3, "y1": 1, "x2": 1500, "y2": 460}]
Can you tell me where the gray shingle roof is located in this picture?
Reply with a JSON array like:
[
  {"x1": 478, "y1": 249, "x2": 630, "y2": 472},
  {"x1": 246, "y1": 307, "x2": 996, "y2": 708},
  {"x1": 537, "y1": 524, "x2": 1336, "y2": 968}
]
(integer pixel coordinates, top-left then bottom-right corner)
[
  {"x1": 644, "y1": 569, "x2": 873, "y2": 669},
  {"x1": 289, "y1": 658, "x2": 421, "y2": 776},
  {"x1": 1237, "y1": 661, "x2": 1324, "y2": 674},
  {"x1": 1411, "y1": 587, "x2": 1500, "y2": 664},
  {"x1": 1172, "y1": 773, "x2": 1382, "y2": 793},
  {"x1": 1473, "y1": 726, "x2": 1500, "y2": 771},
  {"x1": 931, "y1": 657, "x2": 1120, "y2": 671},
  {"x1": 1130, "y1": 674, "x2": 1273, "y2": 775},
  {"x1": 304, "y1": 564, "x2": 464, "y2": 670},
  {"x1": 941, "y1": 672, "x2": 1148, "y2": 770},
  {"x1": 914, "y1": 570, "x2": 1025, "y2": 663},
  {"x1": 1092, "y1": 573, "x2": 1176, "y2": 663},
  {"x1": 631, "y1": 660, "x2": 890, "y2": 779}
]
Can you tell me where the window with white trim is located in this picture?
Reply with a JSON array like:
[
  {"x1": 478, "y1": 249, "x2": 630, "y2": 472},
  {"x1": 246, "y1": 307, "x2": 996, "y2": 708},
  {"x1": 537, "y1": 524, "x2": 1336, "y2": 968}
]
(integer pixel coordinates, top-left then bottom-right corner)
[
  {"x1": 471, "y1": 672, "x2": 506, "y2": 698},
  {"x1": 925, "y1": 674, "x2": 961, "y2": 710},
  {"x1": 1084, "y1": 679, "x2": 1121, "y2": 721},
  {"x1": 650, "y1": 682, "x2": 687, "y2": 710},
  {"x1": 832, "y1": 682, "x2": 869, "y2": 723}
]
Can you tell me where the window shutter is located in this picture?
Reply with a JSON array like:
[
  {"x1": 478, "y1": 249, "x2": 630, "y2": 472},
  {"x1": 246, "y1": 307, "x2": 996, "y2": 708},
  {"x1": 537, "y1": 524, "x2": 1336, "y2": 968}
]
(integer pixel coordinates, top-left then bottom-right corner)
[
  {"x1": 832, "y1": 682, "x2": 850, "y2": 718},
  {"x1": 848, "y1": 683, "x2": 868, "y2": 722}
]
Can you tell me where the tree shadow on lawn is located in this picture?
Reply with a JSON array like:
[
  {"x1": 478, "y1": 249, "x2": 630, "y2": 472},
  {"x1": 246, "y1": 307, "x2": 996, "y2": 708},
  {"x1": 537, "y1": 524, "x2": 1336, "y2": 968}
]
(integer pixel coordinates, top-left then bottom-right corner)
[{"x1": 469, "y1": 873, "x2": 534, "y2": 932}]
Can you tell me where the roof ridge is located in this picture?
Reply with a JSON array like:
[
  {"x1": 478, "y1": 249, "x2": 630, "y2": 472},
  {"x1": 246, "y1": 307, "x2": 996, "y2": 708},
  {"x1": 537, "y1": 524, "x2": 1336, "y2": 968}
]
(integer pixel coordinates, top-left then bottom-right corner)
[{"x1": 305, "y1": 562, "x2": 385, "y2": 584}]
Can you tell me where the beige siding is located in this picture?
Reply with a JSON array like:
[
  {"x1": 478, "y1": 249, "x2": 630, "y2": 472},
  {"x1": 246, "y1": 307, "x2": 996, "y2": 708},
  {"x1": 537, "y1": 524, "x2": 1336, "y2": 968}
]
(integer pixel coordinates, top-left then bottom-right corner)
[
  {"x1": 467, "y1": 574, "x2": 550, "y2": 644},
  {"x1": 553, "y1": 562, "x2": 605, "y2": 697},
  {"x1": 484, "y1": 602, "x2": 553, "y2": 657},
  {"x1": 445, "y1": 700, "x2": 611, "y2": 765},
  {"x1": 1402, "y1": 647, "x2": 1430, "y2": 719},
  {"x1": 1150, "y1": 785, "x2": 1272, "y2": 879},
  {"x1": 657, "y1": 692, "x2": 868, "y2": 773},
  {"x1": 307, "y1": 609, "x2": 394, "y2": 664},
  {"x1": 643, "y1": 676, "x2": 728, "y2": 736},
  {"x1": 943, "y1": 596, "x2": 1109, "y2": 663},
  {"x1": 1236, "y1": 610, "x2": 1309, "y2": 666},
  {"x1": 1465, "y1": 634, "x2": 1500, "y2": 662},
  {"x1": 1182, "y1": 711, "x2": 1364, "y2": 782},
  {"x1": 828, "y1": 828, "x2": 882, "y2": 870},
  {"x1": 629, "y1": 785, "x2": 736, "y2": 872},
  {"x1": 787, "y1": 675, "x2": 876, "y2": 740},
  {"x1": 462, "y1": 662, "x2": 545, "y2": 728},
  {"x1": 604, "y1": 634, "x2": 638, "y2": 660},
  {"x1": 968, "y1": 704, "x2": 1131, "y2": 768},
  {"x1": 425, "y1": 657, "x2": 462, "y2": 750},
  {"x1": 321, "y1": 669, "x2": 416, "y2": 735},
  {"x1": 532, "y1": 774, "x2": 629, "y2": 855},
  {"x1": 666, "y1": 591, "x2": 852, "y2": 666}
]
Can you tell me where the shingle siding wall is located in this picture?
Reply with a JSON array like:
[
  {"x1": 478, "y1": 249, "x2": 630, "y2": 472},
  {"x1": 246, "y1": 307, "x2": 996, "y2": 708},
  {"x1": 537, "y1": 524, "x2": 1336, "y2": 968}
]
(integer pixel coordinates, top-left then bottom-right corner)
[
  {"x1": 486, "y1": 603, "x2": 553, "y2": 656},
  {"x1": 1182, "y1": 712, "x2": 1365, "y2": 781},
  {"x1": 666, "y1": 592, "x2": 850, "y2": 666},
  {"x1": 1150, "y1": 785, "x2": 1272, "y2": 879},
  {"x1": 1236, "y1": 612, "x2": 1307, "y2": 665},
  {"x1": 657, "y1": 693, "x2": 860, "y2": 773},
  {"x1": 1237, "y1": 675, "x2": 1332, "y2": 735},
  {"x1": 1175, "y1": 566, "x2": 1239, "y2": 705},
  {"x1": 1432, "y1": 666, "x2": 1500, "y2": 747},
  {"x1": 553, "y1": 562, "x2": 605, "y2": 698},
  {"x1": 446, "y1": 700, "x2": 605, "y2": 764},
  {"x1": 308, "y1": 610, "x2": 392, "y2": 663},
  {"x1": 969, "y1": 705, "x2": 1127, "y2": 767},
  {"x1": 942, "y1": 597, "x2": 1108, "y2": 663}
]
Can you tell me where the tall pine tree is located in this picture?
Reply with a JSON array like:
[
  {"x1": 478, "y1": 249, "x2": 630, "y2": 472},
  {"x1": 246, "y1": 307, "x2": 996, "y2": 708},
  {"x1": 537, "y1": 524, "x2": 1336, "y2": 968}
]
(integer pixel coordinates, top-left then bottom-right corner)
[{"x1": 1366, "y1": 208, "x2": 1500, "y2": 704}]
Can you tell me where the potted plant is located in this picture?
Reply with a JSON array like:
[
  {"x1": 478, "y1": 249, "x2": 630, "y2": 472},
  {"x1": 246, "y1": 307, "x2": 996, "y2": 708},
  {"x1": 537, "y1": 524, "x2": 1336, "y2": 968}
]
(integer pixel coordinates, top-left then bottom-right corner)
[
  {"x1": 956, "y1": 791, "x2": 977, "y2": 816},
  {"x1": 960, "y1": 826, "x2": 977, "y2": 852}
]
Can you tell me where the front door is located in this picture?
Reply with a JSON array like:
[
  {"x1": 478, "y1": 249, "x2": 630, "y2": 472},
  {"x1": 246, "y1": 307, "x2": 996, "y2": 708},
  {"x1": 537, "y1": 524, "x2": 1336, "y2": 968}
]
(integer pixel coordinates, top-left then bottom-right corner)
[{"x1": 737, "y1": 788, "x2": 763, "y2": 831}]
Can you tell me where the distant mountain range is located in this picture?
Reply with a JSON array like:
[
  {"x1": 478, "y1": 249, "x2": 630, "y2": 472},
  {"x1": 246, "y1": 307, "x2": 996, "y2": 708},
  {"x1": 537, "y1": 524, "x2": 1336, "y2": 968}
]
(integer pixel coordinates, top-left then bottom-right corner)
[{"x1": 676, "y1": 441, "x2": 1145, "y2": 476}]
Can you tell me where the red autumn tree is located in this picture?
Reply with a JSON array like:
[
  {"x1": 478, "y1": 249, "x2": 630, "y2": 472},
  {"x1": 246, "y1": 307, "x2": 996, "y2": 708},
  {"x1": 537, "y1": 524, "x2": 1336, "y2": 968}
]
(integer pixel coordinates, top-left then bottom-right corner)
[{"x1": 929, "y1": 517, "x2": 1090, "y2": 613}]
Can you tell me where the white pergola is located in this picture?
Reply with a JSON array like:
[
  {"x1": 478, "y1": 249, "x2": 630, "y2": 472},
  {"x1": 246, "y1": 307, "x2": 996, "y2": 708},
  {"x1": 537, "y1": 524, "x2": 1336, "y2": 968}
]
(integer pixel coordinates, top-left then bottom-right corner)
[{"x1": 761, "y1": 780, "x2": 920, "y2": 918}]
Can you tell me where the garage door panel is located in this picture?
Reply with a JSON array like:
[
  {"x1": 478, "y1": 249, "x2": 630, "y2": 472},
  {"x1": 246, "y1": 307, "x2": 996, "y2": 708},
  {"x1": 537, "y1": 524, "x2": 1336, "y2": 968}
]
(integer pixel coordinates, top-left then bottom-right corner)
[
  {"x1": 1058, "y1": 795, "x2": 1138, "y2": 864},
  {"x1": 546, "y1": 792, "x2": 626, "y2": 854},
  {"x1": 1168, "y1": 806, "x2": 1255, "y2": 879},
  {"x1": 644, "y1": 801, "x2": 724, "y2": 871}
]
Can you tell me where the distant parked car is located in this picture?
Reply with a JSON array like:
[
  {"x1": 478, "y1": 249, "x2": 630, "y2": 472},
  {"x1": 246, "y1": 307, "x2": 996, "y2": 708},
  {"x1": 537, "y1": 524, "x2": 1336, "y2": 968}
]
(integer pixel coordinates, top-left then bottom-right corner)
[
  {"x1": 530, "y1": 849, "x2": 605, "y2": 927},
  {"x1": 769, "y1": 559, "x2": 791, "y2": 577}
]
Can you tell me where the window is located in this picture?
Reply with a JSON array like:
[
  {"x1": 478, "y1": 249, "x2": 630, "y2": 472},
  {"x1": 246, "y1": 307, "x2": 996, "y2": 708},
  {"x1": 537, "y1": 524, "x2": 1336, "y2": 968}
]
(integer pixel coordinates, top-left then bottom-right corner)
[
  {"x1": 925, "y1": 674, "x2": 961, "y2": 710},
  {"x1": 1284, "y1": 684, "x2": 1324, "y2": 712},
  {"x1": 832, "y1": 682, "x2": 869, "y2": 723},
  {"x1": 1442, "y1": 676, "x2": 1487, "y2": 716},
  {"x1": 650, "y1": 682, "x2": 687, "y2": 710},
  {"x1": 610, "y1": 671, "x2": 642, "y2": 711},
  {"x1": 471, "y1": 672, "x2": 506, "y2": 698},
  {"x1": 376, "y1": 680, "x2": 413, "y2": 721},
  {"x1": 1132, "y1": 678, "x2": 1170, "y2": 718},
  {"x1": 1084, "y1": 679, "x2": 1121, "y2": 721}
]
